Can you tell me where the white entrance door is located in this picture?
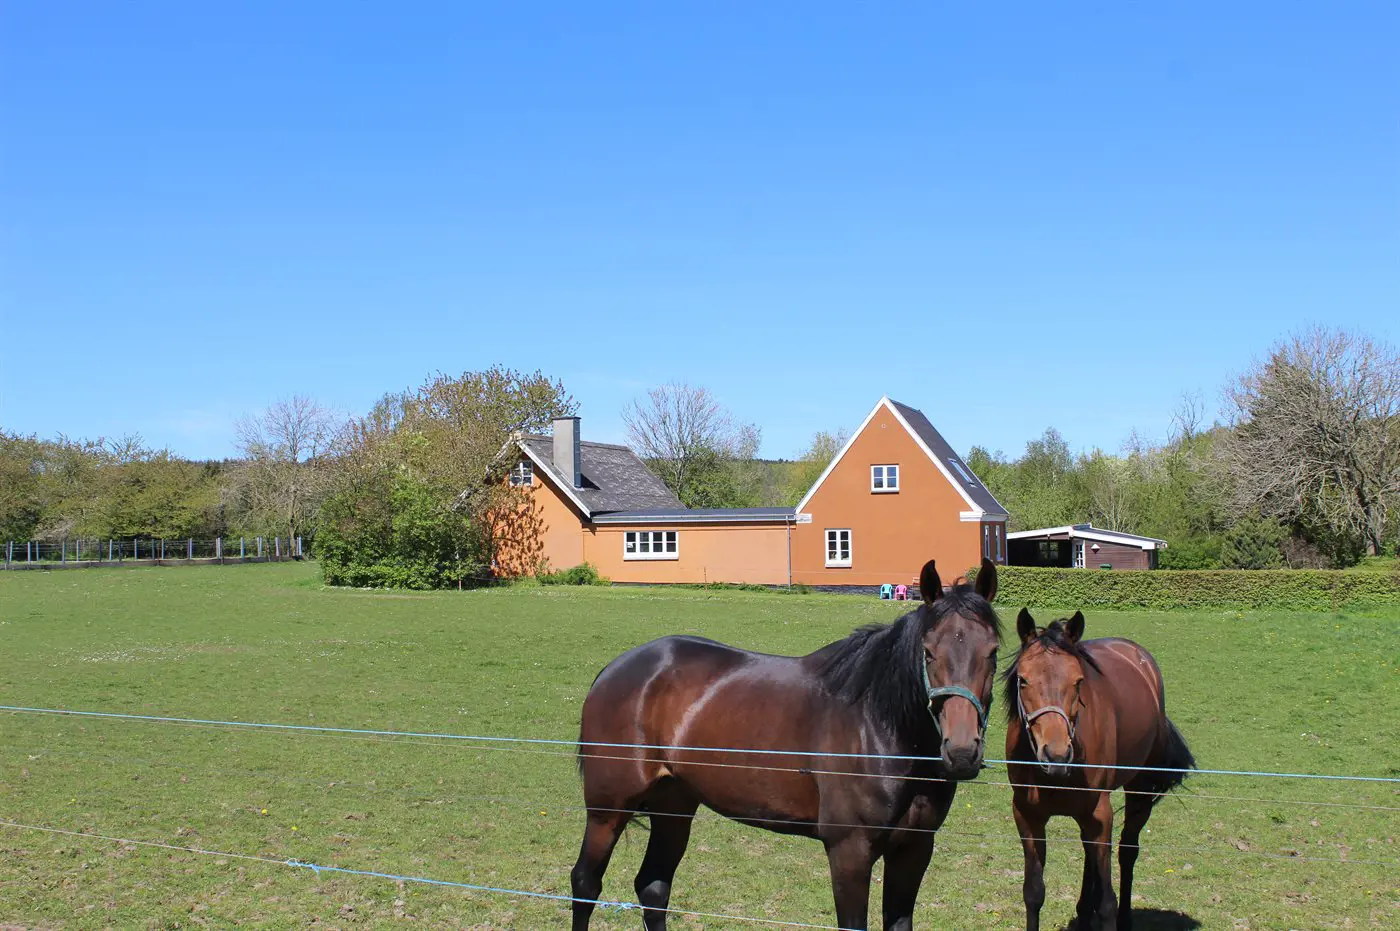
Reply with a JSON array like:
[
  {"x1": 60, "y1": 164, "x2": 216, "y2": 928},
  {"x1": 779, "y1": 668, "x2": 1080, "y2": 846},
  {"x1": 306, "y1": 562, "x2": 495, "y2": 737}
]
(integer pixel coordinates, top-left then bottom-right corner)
[{"x1": 1072, "y1": 540, "x2": 1086, "y2": 568}]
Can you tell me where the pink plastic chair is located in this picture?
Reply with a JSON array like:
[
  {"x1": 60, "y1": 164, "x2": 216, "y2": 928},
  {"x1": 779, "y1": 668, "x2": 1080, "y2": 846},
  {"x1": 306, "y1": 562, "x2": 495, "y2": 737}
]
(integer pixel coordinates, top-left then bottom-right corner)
[{"x1": 893, "y1": 584, "x2": 909, "y2": 601}]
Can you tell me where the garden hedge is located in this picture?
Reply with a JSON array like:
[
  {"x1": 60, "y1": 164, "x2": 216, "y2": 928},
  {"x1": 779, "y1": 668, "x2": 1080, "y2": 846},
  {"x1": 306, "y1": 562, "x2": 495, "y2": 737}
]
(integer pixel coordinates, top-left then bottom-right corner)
[{"x1": 964, "y1": 566, "x2": 1400, "y2": 611}]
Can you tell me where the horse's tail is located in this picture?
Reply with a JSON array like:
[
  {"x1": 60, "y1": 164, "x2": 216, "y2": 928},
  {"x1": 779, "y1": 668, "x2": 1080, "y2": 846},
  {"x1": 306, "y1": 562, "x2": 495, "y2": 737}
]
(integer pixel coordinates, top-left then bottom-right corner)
[{"x1": 1140, "y1": 717, "x2": 1196, "y2": 798}]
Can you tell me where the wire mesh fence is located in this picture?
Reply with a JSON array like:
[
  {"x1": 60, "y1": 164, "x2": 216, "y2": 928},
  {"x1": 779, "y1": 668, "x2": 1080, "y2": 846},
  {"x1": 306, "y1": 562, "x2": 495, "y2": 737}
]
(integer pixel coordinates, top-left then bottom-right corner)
[{"x1": 2, "y1": 536, "x2": 304, "y2": 567}]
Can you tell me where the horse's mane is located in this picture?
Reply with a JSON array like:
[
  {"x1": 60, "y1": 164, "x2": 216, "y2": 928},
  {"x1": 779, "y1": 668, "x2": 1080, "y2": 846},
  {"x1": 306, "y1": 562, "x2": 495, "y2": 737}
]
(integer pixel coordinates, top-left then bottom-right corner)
[
  {"x1": 813, "y1": 586, "x2": 1002, "y2": 742},
  {"x1": 1001, "y1": 618, "x2": 1103, "y2": 723}
]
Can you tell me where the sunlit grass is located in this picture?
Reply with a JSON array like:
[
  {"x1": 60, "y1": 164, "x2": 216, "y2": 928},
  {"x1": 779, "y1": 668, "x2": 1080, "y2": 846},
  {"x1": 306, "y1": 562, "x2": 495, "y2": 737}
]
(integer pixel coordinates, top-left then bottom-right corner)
[{"x1": 0, "y1": 563, "x2": 1396, "y2": 928}]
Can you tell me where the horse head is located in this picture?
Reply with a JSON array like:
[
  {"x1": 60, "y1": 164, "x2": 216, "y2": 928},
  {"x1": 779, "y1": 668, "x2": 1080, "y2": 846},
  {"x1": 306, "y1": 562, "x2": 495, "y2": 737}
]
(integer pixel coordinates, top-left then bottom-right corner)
[
  {"x1": 1009, "y1": 608, "x2": 1090, "y2": 777},
  {"x1": 920, "y1": 558, "x2": 1001, "y2": 780}
]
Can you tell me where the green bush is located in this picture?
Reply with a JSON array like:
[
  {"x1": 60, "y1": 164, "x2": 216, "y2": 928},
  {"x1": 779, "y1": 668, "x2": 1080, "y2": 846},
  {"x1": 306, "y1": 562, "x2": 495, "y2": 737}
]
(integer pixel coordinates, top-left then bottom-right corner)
[
  {"x1": 538, "y1": 563, "x2": 608, "y2": 586},
  {"x1": 1158, "y1": 536, "x2": 1223, "y2": 570},
  {"x1": 965, "y1": 565, "x2": 1400, "y2": 611},
  {"x1": 1221, "y1": 517, "x2": 1285, "y2": 569},
  {"x1": 318, "y1": 475, "x2": 488, "y2": 590}
]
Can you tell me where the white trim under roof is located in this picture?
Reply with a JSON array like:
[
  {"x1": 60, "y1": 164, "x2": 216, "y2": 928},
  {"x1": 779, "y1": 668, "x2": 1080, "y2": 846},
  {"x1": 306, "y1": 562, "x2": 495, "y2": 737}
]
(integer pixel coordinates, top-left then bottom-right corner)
[
  {"x1": 794, "y1": 397, "x2": 1004, "y2": 517},
  {"x1": 792, "y1": 398, "x2": 888, "y2": 514},
  {"x1": 1005, "y1": 525, "x2": 1167, "y2": 551},
  {"x1": 517, "y1": 442, "x2": 592, "y2": 518},
  {"x1": 962, "y1": 511, "x2": 1008, "y2": 523},
  {"x1": 884, "y1": 400, "x2": 998, "y2": 517}
]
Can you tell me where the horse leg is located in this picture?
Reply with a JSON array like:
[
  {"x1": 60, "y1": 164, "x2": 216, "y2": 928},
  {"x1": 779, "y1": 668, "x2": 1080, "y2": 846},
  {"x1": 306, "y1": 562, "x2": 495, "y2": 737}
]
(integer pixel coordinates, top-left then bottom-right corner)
[
  {"x1": 571, "y1": 810, "x2": 631, "y2": 931},
  {"x1": 825, "y1": 833, "x2": 875, "y2": 930},
  {"x1": 1074, "y1": 843, "x2": 1098, "y2": 927},
  {"x1": 1075, "y1": 793, "x2": 1117, "y2": 930},
  {"x1": 634, "y1": 793, "x2": 700, "y2": 931},
  {"x1": 1012, "y1": 801, "x2": 1048, "y2": 931},
  {"x1": 1116, "y1": 791, "x2": 1155, "y2": 931},
  {"x1": 880, "y1": 833, "x2": 934, "y2": 931}
]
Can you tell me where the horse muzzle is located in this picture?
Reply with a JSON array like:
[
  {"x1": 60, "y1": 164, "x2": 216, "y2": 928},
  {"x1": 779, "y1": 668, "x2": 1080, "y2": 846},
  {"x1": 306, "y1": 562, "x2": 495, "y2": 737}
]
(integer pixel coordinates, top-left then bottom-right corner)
[
  {"x1": 941, "y1": 736, "x2": 984, "y2": 780},
  {"x1": 1035, "y1": 746, "x2": 1073, "y2": 778}
]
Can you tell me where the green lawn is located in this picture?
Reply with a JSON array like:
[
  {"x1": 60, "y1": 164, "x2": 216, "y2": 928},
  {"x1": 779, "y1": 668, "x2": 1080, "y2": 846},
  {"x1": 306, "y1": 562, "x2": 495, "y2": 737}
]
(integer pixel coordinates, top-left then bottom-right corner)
[{"x1": 0, "y1": 564, "x2": 1396, "y2": 929}]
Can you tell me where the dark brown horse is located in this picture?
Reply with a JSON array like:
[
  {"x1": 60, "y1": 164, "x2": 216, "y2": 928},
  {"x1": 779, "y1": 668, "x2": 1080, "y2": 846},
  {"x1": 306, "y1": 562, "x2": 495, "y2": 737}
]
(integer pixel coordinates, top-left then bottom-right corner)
[
  {"x1": 571, "y1": 559, "x2": 1003, "y2": 931},
  {"x1": 1004, "y1": 610, "x2": 1195, "y2": 931}
]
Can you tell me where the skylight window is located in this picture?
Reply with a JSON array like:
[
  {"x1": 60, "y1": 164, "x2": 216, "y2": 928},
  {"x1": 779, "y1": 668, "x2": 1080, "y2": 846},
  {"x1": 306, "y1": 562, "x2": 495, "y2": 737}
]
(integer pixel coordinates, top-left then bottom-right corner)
[{"x1": 948, "y1": 458, "x2": 979, "y2": 486}]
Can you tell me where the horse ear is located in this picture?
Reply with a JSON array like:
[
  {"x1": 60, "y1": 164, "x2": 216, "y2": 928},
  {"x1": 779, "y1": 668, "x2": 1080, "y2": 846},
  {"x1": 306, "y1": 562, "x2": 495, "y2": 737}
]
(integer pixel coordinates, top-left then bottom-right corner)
[
  {"x1": 1016, "y1": 608, "x2": 1036, "y2": 644},
  {"x1": 975, "y1": 557, "x2": 998, "y2": 603},
  {"x1": 919, "y1": 560, "x2": 943, "y2": 604},
  {"x1": 1066, "y1": 610, "x2": 1085, "y2": 643}
]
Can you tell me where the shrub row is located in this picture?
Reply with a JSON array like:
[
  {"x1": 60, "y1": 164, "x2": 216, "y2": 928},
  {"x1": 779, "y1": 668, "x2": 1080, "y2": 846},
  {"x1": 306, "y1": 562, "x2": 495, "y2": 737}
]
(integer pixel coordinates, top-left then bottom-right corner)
[{"x1": 966, "y1": 566, "x2": 1400, "y2": 611}]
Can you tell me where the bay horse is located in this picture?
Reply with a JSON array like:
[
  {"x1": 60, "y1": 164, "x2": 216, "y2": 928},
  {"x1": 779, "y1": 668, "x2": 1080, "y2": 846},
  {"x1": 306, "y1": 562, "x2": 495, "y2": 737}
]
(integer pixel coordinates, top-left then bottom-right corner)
[
  {"x1": 571, "y1": 559, "x2": 1003, "y2": 931},
  {"x1": 1004, "y1": 609, "x2": 1195, "y2": 931}
]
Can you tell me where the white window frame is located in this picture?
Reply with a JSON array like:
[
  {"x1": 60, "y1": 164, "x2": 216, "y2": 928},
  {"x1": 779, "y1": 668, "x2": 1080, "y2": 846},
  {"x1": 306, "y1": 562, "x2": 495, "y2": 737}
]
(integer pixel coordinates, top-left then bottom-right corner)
[
  {"x1": 825, "y1": 528, "x2": 852, "y2": 568},
  {"x1": 870, "y1": 464, "x2": 900, "y2": 493},
  {"x1": 509, "y1": 460, "x2": 534, "y2": 487},
  {"x1": 983, "y1": 525, "x2": 992, "y2": 559},
  {"x1": 624, "y1": 530, "x2": 679, "y2": 561},
  {"x1": 1072, "y1": 540, "x2": 1086, "y2": 569},
  {"x1": 995, "y1": 525, "x2": 1004, "y2": 563}
]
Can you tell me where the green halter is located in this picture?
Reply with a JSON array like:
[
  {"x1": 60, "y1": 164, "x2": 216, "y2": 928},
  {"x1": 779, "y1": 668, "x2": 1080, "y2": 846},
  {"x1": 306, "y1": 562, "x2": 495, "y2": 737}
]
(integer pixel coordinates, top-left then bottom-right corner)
[{"x1": 921, "y1": 658, "x2": 989, "y2": 732}]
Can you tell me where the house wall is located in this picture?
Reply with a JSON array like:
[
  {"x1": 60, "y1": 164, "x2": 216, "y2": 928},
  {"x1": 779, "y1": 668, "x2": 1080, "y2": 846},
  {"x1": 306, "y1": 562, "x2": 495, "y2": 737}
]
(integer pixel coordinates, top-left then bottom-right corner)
[
  {"x1": 491, "y1": 468, "x2": 585, "y2": 575},
  {"x1": 1085, "y1": 540, "x2": 1153, "y2": 570},
  {"x1": 584, "y1": 523, "x2": 793, "y2": 585},
  {"x1": 790, "y1": 403, "x2": 991, "y2": 587}
]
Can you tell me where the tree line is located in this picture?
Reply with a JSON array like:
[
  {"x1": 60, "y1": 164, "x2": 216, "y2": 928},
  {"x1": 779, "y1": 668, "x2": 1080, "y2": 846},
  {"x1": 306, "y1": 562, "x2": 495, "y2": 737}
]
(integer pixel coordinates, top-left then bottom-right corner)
[{"x1": 2, "y1": 328, "x2": 1395, "y2": 583}]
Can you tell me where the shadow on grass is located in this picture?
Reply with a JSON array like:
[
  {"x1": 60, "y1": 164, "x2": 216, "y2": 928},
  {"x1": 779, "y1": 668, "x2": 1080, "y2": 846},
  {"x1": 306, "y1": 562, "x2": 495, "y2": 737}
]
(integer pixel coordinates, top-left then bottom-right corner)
[{"x1": 1056, "y1": 909, "x2": 1201, "y2": 931}]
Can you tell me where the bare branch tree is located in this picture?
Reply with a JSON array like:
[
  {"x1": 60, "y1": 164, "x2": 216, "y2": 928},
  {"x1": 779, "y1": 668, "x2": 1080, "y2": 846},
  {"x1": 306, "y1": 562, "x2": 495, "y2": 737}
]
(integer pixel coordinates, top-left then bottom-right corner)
[
  {"x1": 1224, "y1": 328, "x2": 1400, "y2": 556},
  {"x1": 231, "y1": 395, "x2": 341, "y2": 544},
  {"x1": 621, "y1": 383, "x2": 758, "y2": 506}
]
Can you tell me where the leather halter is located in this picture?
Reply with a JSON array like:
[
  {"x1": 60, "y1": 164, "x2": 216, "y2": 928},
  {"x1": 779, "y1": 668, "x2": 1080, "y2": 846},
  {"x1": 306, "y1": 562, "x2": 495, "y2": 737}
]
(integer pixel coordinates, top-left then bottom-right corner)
[
  {"x1": 1016, "y1": 678, "x2": 1078, "y2": 764},
  {"x1": 921, "y1": 657, "x2": 988, "y2": 733}
]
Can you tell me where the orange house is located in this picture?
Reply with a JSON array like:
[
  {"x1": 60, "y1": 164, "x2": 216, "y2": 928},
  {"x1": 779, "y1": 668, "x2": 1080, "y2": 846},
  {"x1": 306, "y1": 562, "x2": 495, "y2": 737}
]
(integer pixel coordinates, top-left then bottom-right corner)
[
  {"x1": 493, "y1": 398, "x2": 1008, "y2": 589},
  {"x1": 791, "y1": 397, "x2": 1009, "y2": 588}
]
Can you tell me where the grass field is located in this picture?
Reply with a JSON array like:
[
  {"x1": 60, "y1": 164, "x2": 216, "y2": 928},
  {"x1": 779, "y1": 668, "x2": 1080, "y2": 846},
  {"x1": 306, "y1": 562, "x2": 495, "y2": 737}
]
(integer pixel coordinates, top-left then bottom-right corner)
[{"x1": 1, "y1": 563, "x2": 1396, "y2": 929}]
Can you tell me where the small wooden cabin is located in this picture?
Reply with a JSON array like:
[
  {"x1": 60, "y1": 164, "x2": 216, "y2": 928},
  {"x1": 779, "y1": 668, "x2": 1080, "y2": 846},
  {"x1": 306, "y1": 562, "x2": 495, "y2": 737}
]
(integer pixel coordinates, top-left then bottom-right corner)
[{"x1": 1006, "y1": 523, "x2": 1167, "y2": 570}]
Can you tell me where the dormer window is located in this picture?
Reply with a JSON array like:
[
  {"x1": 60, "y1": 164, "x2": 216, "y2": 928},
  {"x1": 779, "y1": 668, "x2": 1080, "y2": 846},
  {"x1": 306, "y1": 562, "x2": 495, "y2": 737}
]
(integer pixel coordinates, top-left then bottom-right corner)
[
  {"x1": 871, "y1": 464, "x2": 899, "y2": 493},
  {"x1": 509, "y1": 460, "x2": 534, "y2": 487}
]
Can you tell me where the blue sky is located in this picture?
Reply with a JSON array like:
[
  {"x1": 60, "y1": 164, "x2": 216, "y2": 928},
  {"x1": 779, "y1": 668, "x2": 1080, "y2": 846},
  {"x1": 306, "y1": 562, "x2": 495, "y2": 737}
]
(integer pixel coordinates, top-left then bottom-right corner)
[{"x1": 2, "y1": 2, "x2": 1396, "y2": 461}]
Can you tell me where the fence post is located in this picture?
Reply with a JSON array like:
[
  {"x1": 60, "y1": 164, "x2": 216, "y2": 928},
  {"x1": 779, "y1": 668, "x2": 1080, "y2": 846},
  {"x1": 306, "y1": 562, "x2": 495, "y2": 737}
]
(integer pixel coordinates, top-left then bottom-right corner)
[
  {"x1": 188, "y1": 538, "x2": 193, "y2": 560},
  {"x1": 275, "y1": 537, "x2": 281, "y2": 559},
  {"x1": 257, "y1": 537, "x2": 262, "y2": 558},
  {"x1": 109, "y1": 539, "x2": 114, "y2": 562},
  {"x1": 240, "y1": 537, "x2": 245, "y2": 559},
  {"x1": 296, "y1": 536, "x2": 302, "y2": 558},
  {"x1": 62, "y1": 540, "x2": 66, "y2": 565},
  {"x1": 216, "y1": 537, "x2": 222, "y2": 561}
]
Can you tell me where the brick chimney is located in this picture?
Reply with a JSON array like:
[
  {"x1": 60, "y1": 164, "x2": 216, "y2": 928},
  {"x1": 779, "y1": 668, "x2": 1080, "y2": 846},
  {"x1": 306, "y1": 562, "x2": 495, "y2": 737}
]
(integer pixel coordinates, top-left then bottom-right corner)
[{"x1": 552, "y1": 416, "x2": 582, "y2": 489}]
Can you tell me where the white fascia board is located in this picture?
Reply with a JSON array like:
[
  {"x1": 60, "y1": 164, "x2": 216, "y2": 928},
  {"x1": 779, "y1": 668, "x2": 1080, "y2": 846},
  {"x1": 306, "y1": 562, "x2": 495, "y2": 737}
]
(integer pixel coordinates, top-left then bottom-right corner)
[
  {"x1": 517, "y1": 442, "x2": 591, "y2": 518},
  {"x1": 792, "y1": 397, "x2": 890, "y2": 514},
  {"x1": 883, "y1": 401, "x2": 983, "y2": 513}
]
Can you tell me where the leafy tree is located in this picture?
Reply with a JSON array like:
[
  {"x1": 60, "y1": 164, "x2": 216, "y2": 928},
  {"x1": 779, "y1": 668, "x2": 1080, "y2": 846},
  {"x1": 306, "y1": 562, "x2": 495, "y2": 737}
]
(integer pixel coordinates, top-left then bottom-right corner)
[
  {"x1": 0, "y1": 430, "x2": 45, "y2": 540},
  {"x1": 317, "y1": 367, "x2": 573, "y2": 588},
  {"x1": 785, "y1": 429, "x2": 849, "y2": 506}
]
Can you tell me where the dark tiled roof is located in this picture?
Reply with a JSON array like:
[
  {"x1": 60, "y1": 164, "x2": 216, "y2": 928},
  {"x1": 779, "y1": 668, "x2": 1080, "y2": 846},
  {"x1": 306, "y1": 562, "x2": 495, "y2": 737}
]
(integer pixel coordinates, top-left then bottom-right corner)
[
  {"x1": 591, "y1": 507, "x2": 796, "y2": 524},
  {"x1": 888, "y1": 399, "x2": 1009, "y2": 517},
  {"x1": 518, "y1": 435, "x2": 682, "y2": 514}
]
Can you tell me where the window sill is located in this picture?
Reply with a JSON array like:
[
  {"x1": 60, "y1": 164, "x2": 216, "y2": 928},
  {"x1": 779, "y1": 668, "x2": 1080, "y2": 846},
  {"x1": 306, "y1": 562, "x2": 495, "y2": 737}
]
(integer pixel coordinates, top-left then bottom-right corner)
[
  {"x1": 870, "y1": 488, "x2": 899, "y2": 494},
  {"x1": 624, "y1": 554, "x2": 680, "y2": 561},
  {"x1": 824, "y1": 561, "x2": 853, "y2": 569}
]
